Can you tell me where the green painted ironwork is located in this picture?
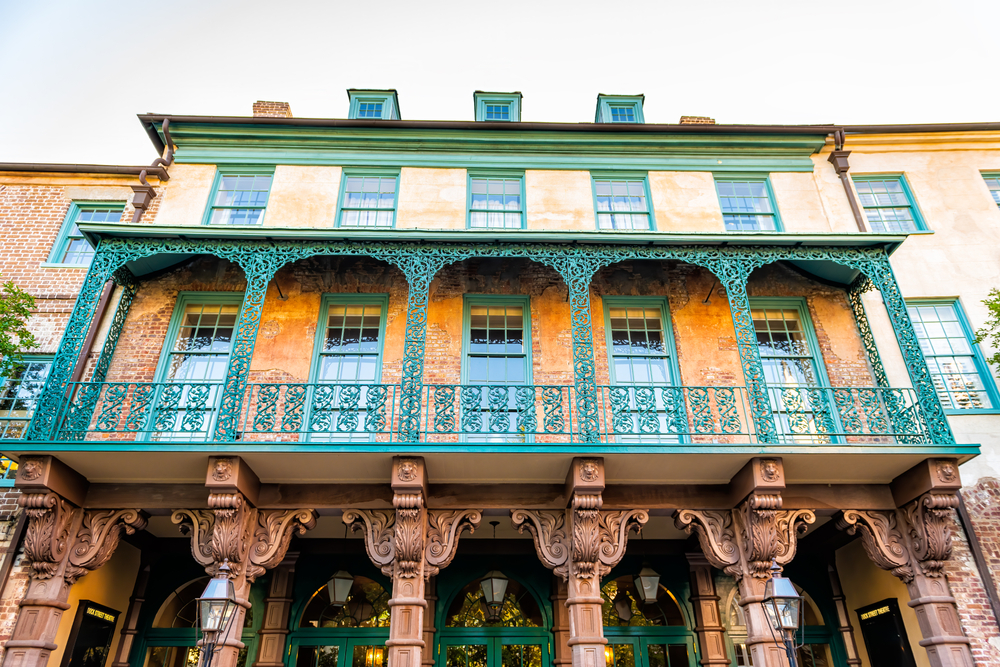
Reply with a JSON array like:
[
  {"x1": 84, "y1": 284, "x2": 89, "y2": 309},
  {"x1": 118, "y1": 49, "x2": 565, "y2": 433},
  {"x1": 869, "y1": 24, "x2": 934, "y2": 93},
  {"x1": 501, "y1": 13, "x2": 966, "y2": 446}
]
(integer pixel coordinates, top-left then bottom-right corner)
[{"x1": 27, "y1": 236, "x2": 955, "y2": 445}]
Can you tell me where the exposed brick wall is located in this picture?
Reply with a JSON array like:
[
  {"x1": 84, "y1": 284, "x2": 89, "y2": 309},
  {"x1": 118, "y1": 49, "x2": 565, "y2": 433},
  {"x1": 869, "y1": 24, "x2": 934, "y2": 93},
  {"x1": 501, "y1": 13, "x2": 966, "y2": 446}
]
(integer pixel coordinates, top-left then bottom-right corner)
[
  {"x1": 253, "y1": 101, "x2": 293, "y2": 118},
  {"x1": 0, "y1": 502, "x2": 25, "y2": 659},
  {"x1": 945, "y1": 506, "x2": 1000, "y2": 663}
]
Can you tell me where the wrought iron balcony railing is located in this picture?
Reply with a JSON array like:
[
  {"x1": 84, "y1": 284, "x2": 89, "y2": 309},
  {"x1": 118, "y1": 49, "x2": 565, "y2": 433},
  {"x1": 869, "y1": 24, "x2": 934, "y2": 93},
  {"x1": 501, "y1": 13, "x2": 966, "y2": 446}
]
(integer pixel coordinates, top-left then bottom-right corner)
[{"x1": 29, "y1": 381, "x2": 933, "y2": 446}]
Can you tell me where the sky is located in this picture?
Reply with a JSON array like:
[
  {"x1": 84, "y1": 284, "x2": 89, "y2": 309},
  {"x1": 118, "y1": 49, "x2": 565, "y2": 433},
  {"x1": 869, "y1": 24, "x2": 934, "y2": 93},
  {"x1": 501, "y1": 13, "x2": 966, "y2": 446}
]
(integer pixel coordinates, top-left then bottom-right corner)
[{"x1": 0, "y1": 0, "x2": 997, "y2": 166}]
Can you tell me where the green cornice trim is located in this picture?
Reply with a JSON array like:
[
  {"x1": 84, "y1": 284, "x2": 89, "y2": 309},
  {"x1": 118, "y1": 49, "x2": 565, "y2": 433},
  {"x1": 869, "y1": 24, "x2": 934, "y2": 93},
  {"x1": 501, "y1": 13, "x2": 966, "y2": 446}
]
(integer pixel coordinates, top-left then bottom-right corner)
[
  {"x1": 77, "y1": 222, "x2": 910, "y2": 251},
  {"x1": 161, "y1": 122, "x2": 827, "y2": 172}
]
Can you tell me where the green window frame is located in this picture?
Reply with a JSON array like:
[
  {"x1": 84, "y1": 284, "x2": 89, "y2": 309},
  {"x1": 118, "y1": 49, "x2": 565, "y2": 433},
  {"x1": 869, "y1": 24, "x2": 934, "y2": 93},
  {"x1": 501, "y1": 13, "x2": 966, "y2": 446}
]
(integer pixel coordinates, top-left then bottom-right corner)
[
  {"x1": 906, "y1": 300, "x2": 1000, "y2": 413},
  {"x1": 603, "y1": 297, "x2": 680, "y2": 387},
  {"x1": 357, "y1": 100, "x2": 383, "y2": 118},
  {"x1": 595, "y1": 95, "x2": 645, "y2": 124},
  {"x1": 347, "y1": 90, "x2": 400, "y2": 120},
  {"x1": 309, "y1": 295, "x2": 389, "y2": 385},
  {"x1": 474, "y1": 92, "x2": 522, "y2": 122},
  {"x1": 852, "y1": 174, "x2": 927, "y2": 233},
  {"x1": 467, "y1": 172, "x2": 525, "y2": 229},
  {"x1": 154, "y1": 294, "x2": 243, "y2": 384},
  {"x1": 461, "y1": 295, "x2": 532, "y2": 386},
  {"x1": 983, "y1": 173, "x2": 1000, "y2": 207},
  {"x1": 336, "y1": 171, "x2": 400, "y2": 228},
  {"x1": 202, "y1": 167, "x2": 274, "y2": 226},
  {"x1": 46, "y1": 202, "x2": 124, "y2": 267},
  {"x1": 591, "y1": 173, "x2": 656, "y2": 231},
  {"x1": 714, "y1": 177, "x2": 782, "y2": 232},
  {"x1": 0, "y1": 355, "x2": 53, "y2": 442}
]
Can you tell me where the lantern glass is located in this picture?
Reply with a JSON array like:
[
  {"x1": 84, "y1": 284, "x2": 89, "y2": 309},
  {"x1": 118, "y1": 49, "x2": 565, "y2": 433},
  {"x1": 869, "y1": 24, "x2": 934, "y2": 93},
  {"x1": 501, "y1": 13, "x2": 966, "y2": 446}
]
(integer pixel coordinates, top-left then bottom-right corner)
[
  {"x1": 480, "y1": 571, "x2": 509, "y2": 607},
  {"x1": 196, "y1": 571, "x2": 237, "y2": 636},
  {"x1": 763, "y1": 571, "x2": 802, "y2": 632},
  {"x1": 613, "y1": 590, "x2": 633, "y2": 622},
  {"x1": 328, "y1": 571, "x2": 354, "y2": 607},
  {"x1": 633, "y1": 566, "x2": 660, "y2": 604}
]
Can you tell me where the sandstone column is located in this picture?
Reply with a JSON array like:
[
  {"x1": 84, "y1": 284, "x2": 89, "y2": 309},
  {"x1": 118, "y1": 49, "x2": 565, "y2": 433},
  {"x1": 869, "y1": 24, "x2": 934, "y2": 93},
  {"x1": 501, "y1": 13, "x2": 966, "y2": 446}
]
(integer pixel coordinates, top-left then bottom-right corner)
[{"x1": 686, "y1": 553, "x2": 730, "y2": 667}]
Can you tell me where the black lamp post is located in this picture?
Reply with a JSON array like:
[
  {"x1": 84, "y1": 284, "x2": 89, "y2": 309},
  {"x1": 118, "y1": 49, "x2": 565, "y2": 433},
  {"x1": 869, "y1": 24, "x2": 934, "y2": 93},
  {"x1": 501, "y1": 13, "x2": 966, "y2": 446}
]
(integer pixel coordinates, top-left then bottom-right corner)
[
  {"x1": 196, "y1": 560, "x2": 240, "y2": 667},
  {"x1": 762, "y1": 561, "x2": 803, "y2": 667}
]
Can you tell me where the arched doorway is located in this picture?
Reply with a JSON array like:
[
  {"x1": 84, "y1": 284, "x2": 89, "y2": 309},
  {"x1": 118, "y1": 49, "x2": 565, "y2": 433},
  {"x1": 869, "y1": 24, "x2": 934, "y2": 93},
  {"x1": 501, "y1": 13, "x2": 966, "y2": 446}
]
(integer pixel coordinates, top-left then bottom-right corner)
[
  {"x1": 437, "y1": 572, "x2": 549, "y2": 667},
  {"x1": 287, "y1": 573, "x2": 392, "y2": 667},
  {"x1": 601, "y1": 575, "x2": 696, "y2": 667}
]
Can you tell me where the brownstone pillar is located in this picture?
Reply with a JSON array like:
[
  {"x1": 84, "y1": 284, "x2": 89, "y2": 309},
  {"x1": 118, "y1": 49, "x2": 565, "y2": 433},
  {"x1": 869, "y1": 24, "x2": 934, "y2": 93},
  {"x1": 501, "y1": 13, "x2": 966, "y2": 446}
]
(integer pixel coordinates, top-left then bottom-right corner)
[
  {"x1": 2, "y1": 456, "x2": 146, "y2": 667},
  {"x1": 512, "y1": 458, "x2": 648, "y2": 667},
  {"x1": 253, "y1": 552, "x2": 298, "y2": 667},
  {"x1": 686, "y1": 554, "x2": 729, "y2": 667},
  {"x1": 675, "y1": 458, "x2": 815, "y2": 667},
  {"x1": 551, "y1": 576, "x2": 572, "y2": 667},
  {"x1": 344, "y1": 457, "x2": 480, "y2": 667},
  {"x1": 172, "y1": 457, "x2": 317, "y2": 667},
  {"x1": 837, "y1": 459, "x2": 973, "y2": 667}
]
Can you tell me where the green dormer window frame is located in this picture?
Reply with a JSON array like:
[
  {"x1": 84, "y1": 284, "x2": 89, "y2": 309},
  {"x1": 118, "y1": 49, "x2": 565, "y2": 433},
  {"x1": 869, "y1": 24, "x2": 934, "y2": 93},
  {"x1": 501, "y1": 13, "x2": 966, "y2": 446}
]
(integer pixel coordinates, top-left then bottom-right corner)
[
  {"x1": 46, "y1": 202, "x2": 125, "y2": 267},
  {"x1": 347, "y1": 90, "x2": 400, "y2": 120},
  {"x1": 474, "y1": 92, "x2": 522, "y2": 122},
  {"x1": 595, "y1": 95, "x2": 645, "y2": 124}
]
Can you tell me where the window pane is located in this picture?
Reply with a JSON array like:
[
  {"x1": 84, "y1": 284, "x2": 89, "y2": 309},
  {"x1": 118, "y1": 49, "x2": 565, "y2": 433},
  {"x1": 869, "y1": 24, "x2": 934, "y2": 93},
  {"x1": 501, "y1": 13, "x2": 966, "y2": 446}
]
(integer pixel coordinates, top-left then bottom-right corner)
[
  {"x1": 717, "y1": 180, "x2": 777, "y2": 231},
  {"x1": 855, "y1": 178, "x2": 919, "y2": 232},
  {"x1": 907, "y1": 302, "x2": 993, "y2": 409},
  {"x1": 469, "y1": 177, "x2": 523, "y2": 228}
]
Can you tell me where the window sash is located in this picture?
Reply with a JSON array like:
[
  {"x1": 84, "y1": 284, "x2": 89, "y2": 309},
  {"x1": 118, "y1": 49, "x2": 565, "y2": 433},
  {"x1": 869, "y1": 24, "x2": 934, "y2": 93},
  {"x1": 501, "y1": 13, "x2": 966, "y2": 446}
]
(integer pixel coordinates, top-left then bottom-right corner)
[
  {"x1": 207, "y1": 173, "x2": 272, "y2": 226},
  {"x1": 317, "y1": 302, "x2": 385, "y2": 384},
  {"x1": 983, "y1": 175, "x2": 1000, "y2": 206},
  {"x1": 853, "y1": 178, "x2": 919, "y2": 232},
  {"x1": 716, "y1": 180, "x2": 778, "y2": 231},
  {"x1": 339, "y1": 175, "x2": 398, "y2": 228},
  {"x1": 468, "y1": 177, "x2": 524, "y2": 229},
  {"x1": 594, "y1": 178, "x2": 652, "y2": 231},
  {"x1": 57, "y1": 206, "x2": 122, "y2": 264}
]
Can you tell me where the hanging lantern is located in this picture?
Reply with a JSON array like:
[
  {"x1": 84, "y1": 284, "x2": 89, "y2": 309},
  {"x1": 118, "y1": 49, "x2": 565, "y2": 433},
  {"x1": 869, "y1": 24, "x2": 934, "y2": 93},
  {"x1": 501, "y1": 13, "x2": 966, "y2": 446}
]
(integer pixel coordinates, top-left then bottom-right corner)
[
  {"x1": 762, "y1": 562, "x2": 802, "y2": 634},
  {"x1": 196, "y1": 560, "x2": 239, "y2": 660},
  {"x1": 347, "y1": 591, "x2": 375, "y2": 624},
  {"x1": 480, "y1": 571, "x2": 509, "y2": 621},
  {"x1": 613, "y1": 589, "x2": 634, "y2": 622},
  {"x1": 327, "y1": 571, "x2": 354, "y2": 607},
  {"x1": 633, "y1": 565, "x2": 660, "y2": 604}
]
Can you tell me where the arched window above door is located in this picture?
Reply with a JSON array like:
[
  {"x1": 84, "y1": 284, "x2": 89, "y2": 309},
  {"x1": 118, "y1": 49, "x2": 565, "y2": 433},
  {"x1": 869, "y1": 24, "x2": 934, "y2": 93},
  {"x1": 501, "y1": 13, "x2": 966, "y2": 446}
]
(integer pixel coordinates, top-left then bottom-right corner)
[
  {"x1": 445, "y1": 574, "x2": 543, "y2": 628},
  {"x1": 601, "y1": 575, "x2": 686, "y2": 627},
  {"x1": 299, "y1": 575, "x2": 391, "y2": 628}
]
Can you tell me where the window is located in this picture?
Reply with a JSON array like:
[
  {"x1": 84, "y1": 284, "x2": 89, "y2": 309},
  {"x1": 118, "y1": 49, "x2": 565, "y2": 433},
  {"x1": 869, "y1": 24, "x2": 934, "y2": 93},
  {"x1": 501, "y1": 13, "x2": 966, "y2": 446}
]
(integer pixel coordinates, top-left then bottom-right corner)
[
  {"x1": 357, "y1": 101, "x2": 383, "y2": 118},
  {"x1": 907, "y1": 301, "x2": 998, "y2": 411},
  {"x1": 983, "y1": 174, "x2": 1000, "y2": 207},
  {"x1": 468, "y1": 174, "x2": 524, "y2": 229},
  {"x1": 0, "y1": 356, "x2": 52, "y2": 440},
  {"x1": 347, "y1": 90, "x2": 400, "y2": 120},
  {"x1": 593, "y1": 176, "x2": 654, "y2": 231},
  {"x1": 48, "y1": 203, "x2": 123, "y2": 266},
  {"x1": 595, "y1": 95, "x2": 645, "y2": 123},
  {"x1": 313, "y1": 297, "x2": 387, "y2": 385},
  {"x1": 852, "y1": 176, "x2": 925, "y2": 232},
  {"x1": 474, "y1": 92, "x2": 521, "y2": 122},
  {"x1": 338, "y1": 173, "x2": 398, "y2": 228},
  {"x1": 751, "y1": 299, "x2": 834, "y2": 440},
  {"x1": 715, "y1": 179, "x2": 780, "y2": 231},
  {"x1": 464, "y1": 298, "x2": 529, "y2": 386},
  {"x1": 205, "y1": 170, "x2": 273, "y2": 225}
]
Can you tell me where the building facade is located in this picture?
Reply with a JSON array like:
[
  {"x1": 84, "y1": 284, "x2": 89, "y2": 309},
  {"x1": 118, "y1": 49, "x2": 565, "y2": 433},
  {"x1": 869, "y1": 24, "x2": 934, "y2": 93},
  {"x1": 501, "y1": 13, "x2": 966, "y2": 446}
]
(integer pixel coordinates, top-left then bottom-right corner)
[{"x1": 0, "y1": 94, "x2": 998, "y2": 667}]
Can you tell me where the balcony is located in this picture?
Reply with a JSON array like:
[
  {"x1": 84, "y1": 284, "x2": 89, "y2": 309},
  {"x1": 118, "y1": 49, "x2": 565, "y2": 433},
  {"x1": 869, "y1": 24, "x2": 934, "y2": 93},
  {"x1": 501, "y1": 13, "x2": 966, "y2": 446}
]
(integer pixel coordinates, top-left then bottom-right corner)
[{"x1": 34, "y1": 380, "x2": 931, "y2": 447}]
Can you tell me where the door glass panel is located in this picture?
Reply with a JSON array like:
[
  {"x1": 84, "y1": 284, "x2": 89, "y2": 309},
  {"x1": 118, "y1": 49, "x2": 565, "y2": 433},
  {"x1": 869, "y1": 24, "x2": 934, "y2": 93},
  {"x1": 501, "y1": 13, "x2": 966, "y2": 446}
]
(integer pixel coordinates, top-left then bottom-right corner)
[
  {"x1": 647, "y1": 644, "x2": 668, "y2": 667},
  {"x1": 446, "y1": 644, "x2": 488, "y2": 667},
  {"x1": 605, "y1": 644, "x2": 636, "y2": 667},
  {"x1": 501, "y1": 644, "x2": 542, "y2": 667},
  {"x1": 145, "y1": 647, "x2": 200, "y2": 667},
  {"x1": 297, "y1": 646, "x2": 340, "y2": 667},
  {"x1": 352, "y1": 645, "x2": 387, "y2": 667},
  {"x1": 797, "y1": 644, "x2": 832, "y2": 667},
  {"x1": 666, "y1": 645, "x2": 689, "y2": 667}
]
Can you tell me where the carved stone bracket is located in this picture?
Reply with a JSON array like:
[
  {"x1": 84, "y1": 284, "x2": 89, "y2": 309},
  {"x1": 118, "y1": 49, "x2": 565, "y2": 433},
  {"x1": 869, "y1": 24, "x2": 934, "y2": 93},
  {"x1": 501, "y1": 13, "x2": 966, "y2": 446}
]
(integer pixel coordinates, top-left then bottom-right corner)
[
  {"x1": 426, "y1": 509, "x2": 482, "y2": 577},
  {"x1": 511, "y1": 509, "x2": 570, "y2": 577},
  {"x1": 836, "y1": 509, "x2": 913, "y2": 582},
  {"x1": 343, "y1": 509, "x2": 396, "y2": 576},
  {"x1": 172, "y1": 493, "x2": 317, "y2": 582}
]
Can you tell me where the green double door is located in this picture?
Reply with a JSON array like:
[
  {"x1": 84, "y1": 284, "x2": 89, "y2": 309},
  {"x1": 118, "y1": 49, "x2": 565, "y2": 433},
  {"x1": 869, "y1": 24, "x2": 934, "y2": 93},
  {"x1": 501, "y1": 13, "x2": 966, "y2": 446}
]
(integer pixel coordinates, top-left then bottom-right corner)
[
  {"x1": 605, "y1": 635, "x2": 696, "y2": 667},
  {"x1": 440, "y1": 635, "x2": 548, "y2": 667}
]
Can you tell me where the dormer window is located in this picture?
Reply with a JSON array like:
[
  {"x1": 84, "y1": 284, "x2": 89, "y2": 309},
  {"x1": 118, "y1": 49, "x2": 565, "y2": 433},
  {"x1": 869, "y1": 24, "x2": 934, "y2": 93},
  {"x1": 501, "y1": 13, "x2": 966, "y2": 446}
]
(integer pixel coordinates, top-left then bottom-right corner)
[
  {"x1": 347, "y1": 89, "x2": 400, "y2": 120},
  {"x1": 474, "y1": 92, "x2": 522, "y2": 122},
  {"x1": 595, "y1": 94, "x2": 645, "y2": 124}
]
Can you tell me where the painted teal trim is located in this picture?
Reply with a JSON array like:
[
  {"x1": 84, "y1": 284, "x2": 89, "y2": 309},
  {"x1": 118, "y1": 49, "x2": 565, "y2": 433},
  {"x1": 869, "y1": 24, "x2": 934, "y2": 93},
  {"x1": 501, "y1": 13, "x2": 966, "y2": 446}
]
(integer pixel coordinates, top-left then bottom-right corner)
[
  {"x1": 152, "y1": 292, "x2": 244, "y2": 383},
  {"x1": 460, "y1": 294, "x2": 533, "y2": 386},
  {"x1": 589, "y1": 172, "x2": 657, "y2": 231},
  {"x1": 596, "y1": 95, "x2": 645, "y2": 124},
  {"x1": 200, "y1": 165, "x2": 275, "y2": 227},
  {"x1": 465, "y1": 171, "x2": 526, "y2": 230},
  {"x1": 851, "y1": 173, "x2": 929, "y2": 232},
  {"x1": 748, "y1": 297, "x2": 833, "y2": 385},
  {"x1": 713, "y1": 175, "x2": 784, "y2": 232},
  {"x1": 47, "y1": 201, "x2": 125, "y2": 265},
  {"x1": 905, "y1": 297, "x2": 1000, "y2": 414},
  {"x1": 335, "y1": 169, "x2": 400, "y2": 229},
  {"x1": 474, "y1": 92, "x2": 522, "y2": 122},
  {"x1": 348, "y1": 90, "x2": 400, "y2": 120},
  {"x1": 602, "y1": 296, "x2": 681, "y2": 386},
  {"x1": 308, "y1": 294, "x2": 390, "y2": 384}
]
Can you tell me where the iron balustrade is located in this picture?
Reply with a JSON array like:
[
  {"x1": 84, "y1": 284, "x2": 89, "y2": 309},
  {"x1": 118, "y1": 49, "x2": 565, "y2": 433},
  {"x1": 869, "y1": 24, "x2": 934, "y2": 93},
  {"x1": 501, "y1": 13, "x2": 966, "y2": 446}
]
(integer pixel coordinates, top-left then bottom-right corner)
[{"x1": 29, "y1": 381, "x2": 929, "y2": 445}]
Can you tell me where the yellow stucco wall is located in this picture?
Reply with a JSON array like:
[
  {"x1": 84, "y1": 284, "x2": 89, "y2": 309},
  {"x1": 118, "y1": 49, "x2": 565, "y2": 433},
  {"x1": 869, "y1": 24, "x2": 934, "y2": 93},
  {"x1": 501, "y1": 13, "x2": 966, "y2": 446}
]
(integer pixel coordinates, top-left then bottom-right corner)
[
  {"x1": 49, "y1": 542, "x2": 141, "y2": 667},
  {"x1": 836, "y1": 539, "x2": 931, "y2": 667},
  {"x1": 150, "y1": 164, "x2": 216, "y2": 226},
  {"x1": 265, "y1": 166, "x2": 341, "y2": 227},
  {"x1": 647, "y1": 171, "x2": 724, "y2": 232},
  {"x1": 396, "y1": 167, "x2": 466, "y2": 229},
  {"x1": 525, "y1": 170, "x2": 593, "y2": 231}
]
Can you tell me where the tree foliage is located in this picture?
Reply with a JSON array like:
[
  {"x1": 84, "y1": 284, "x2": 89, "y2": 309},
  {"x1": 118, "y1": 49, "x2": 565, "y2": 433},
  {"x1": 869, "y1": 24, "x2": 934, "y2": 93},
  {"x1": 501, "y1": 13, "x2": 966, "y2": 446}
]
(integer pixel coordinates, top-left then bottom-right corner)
[
  {"x1": 0, "y1": 276, "x2": 37, "y2": 377},
  {"x1": 974, "y1": 288, "x2": 1000, "y2": 367}
]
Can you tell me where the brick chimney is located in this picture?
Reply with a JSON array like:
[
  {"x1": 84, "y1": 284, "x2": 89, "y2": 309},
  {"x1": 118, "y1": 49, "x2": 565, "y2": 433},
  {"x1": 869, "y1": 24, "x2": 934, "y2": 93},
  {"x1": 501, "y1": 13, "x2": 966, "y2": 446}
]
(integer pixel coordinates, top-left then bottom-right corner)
[
  {"x1": 679, "y1": 115, "x2": 715, "y2": 125},
  {"x1": 253, "y1": 101, "x2": 293, "y2": 118}
]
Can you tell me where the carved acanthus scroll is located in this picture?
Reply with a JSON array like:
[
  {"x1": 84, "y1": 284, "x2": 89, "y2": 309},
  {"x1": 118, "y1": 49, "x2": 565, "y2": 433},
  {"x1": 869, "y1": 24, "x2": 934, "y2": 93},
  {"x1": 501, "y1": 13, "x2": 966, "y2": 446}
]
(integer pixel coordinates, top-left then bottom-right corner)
[
  {"x1": 426, "y1": 509, "x2": 482, "y2": 577},
  {"x1": 511, "y1": 509, "x2": 570, "y2": 577},
  {"x1": 836, "y1": 509, "x2": 913, "y2": 582},
  {"x1": 343, "y1": 509, "x2": 395, "y2": 575},
  {"x1": 674, "y1": 509, "x2": 740, "y2": 576},
  {"x1": 903, "y1": 492, "x2": 957, "y2": 577},
  {"x1": 172, "y1": 494, "x2": 317, "y2": 581},
  {"x1": 66, "y1": 508, "x2": 148, "y2": 583}
]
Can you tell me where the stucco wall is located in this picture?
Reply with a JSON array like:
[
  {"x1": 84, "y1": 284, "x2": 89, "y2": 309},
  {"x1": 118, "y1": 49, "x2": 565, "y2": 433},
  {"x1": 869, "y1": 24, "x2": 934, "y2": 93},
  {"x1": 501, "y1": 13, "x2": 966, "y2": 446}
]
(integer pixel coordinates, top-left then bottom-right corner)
[
  {"x1": 265, "y1": 165, "x2": 341, "y2": 227},
  {"x1": 396, "y1": 167, "x2": 466, "y2": 229},
  {"x1": 647, "y1": 172, "x2": 724, "y2": 233},
  {"x1": 149, "y1": 164, "x2": 216, "y2": 226}
]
